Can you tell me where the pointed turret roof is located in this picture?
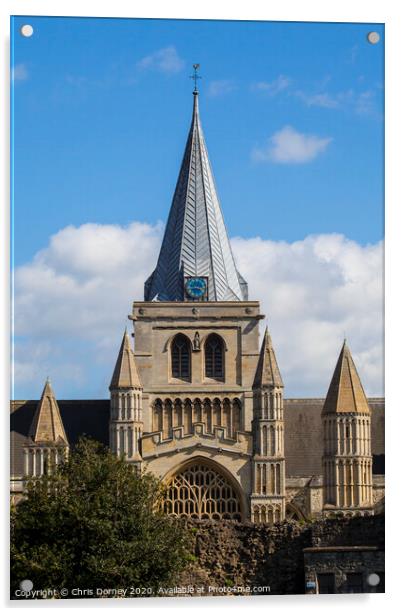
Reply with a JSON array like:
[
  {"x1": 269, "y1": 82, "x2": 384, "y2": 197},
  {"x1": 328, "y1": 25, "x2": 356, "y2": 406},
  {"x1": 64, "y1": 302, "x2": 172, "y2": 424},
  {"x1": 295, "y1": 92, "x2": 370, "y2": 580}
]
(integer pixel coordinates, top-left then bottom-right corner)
[
  {"x1": 144, "y1": 91, "x2": 248, "y2": 302},
  {"x1": 110, "y1": 329, "x2": 142, "y2": 390},
  {"x1": 29, "y1": 379, "x2": 68, "y2": 444},
  {"x1": 253, "y1": 328, "x2": 284, "y2": 388},
  {"x1": 322, "y1": 341, "x2": 370, "y2": 415}
]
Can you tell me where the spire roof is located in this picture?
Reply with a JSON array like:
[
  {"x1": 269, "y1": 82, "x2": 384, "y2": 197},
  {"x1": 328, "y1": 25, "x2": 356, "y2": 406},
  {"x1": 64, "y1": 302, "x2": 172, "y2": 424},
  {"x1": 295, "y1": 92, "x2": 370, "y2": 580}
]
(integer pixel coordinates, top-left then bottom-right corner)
[
  {"x1": 29, "y1": 380, "x2": 68, "y2": 444},
  {"x1": 144, "y1": 92, "x2": 248, "y2": 302},
  {"x1": 322, "y1": 341, "x2": 370, "y2": 415},
  {"x1": 254, "y1": 328, "x2": 284, "y2": 388},
  {"x1": 110, "y1": 329, "x2": 142, "y2": 390}
]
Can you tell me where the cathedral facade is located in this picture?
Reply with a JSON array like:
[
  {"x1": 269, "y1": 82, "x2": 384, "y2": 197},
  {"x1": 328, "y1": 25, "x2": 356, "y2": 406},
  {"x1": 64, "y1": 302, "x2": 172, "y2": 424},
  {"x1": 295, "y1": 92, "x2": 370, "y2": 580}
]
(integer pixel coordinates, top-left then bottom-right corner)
[{"x1": 10, "y1": 90, "x2": 385, "y2": 522}]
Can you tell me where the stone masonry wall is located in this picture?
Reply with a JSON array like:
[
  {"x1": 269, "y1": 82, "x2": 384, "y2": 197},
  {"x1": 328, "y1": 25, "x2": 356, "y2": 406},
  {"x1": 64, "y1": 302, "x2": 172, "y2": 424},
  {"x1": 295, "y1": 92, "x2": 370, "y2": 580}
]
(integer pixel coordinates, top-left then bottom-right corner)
[{"x1": 178, "y1": 514, "x2": 384, "y2": 595}]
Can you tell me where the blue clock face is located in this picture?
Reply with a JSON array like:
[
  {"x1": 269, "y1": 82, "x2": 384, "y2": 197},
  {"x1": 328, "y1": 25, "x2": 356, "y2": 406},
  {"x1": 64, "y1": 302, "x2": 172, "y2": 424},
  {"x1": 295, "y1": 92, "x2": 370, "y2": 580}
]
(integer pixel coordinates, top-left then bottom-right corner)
[{"x1": 185, "y1": 277, "x2": 207, "y2": 299}]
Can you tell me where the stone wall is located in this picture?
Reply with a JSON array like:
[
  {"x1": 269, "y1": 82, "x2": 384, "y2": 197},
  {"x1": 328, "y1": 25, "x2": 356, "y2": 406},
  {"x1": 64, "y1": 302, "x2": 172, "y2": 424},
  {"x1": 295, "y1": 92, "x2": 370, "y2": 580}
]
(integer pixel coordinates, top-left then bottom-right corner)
[
  {"x1": 304, "y1": 547, "x2": 384, "y2": 594},
  {"x1": 179, "y1": 514, "x2": 384, "y2": 595}
]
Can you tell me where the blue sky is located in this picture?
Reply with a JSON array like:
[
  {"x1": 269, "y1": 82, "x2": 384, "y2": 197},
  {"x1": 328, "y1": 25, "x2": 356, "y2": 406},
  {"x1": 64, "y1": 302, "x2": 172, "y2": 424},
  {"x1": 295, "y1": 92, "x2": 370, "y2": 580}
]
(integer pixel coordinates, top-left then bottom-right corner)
[{"x1": 11, "y1": 17, "x2": 384, "y2": 399}]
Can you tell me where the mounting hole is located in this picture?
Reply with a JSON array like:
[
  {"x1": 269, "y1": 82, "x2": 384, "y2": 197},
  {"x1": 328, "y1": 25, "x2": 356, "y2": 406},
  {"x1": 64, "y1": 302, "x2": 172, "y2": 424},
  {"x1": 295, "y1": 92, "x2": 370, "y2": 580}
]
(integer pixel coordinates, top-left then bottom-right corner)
[
  {"x1": 367, "y1": 32, "x2": 380, "y2": 45},
  {"x1": 20, "y1": 579, "x2": 33, "y2": 591},
  {"x1": 367, "y1": 573, "x2": 380, "y2": 587},
  {"x1": 20, "y1": 24, "x2": 34, "y2": 37}
]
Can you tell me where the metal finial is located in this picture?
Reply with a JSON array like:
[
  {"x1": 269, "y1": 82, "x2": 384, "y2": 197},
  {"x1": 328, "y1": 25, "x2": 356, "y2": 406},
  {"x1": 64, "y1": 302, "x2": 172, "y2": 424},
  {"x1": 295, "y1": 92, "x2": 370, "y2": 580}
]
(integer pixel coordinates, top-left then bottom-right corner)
[{"x1": 190, "y1": 63, "x2": 201, "y2": 93}]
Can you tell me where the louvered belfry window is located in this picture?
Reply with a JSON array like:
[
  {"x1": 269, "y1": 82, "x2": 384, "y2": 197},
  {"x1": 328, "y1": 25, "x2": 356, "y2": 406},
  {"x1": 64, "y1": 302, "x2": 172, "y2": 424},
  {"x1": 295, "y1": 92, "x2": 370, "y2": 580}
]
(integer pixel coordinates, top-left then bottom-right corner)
[
  {"x1": 205, "y1": 334, "x2": 224, "y2": 378},
  {"x1": 171, "y1": 334, "x2": 191, "y2": 379}
]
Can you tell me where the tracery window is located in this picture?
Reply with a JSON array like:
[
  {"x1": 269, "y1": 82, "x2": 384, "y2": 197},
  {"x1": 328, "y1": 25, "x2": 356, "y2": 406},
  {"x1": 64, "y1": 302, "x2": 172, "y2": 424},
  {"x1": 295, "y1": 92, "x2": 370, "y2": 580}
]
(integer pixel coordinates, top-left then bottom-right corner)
[
  {"x1": 285, "y1": 504, "x2": 305, "y2": 522},
  {"x1": 164, "y1": 462, "x2": 241, "y2": 520},
  {"x1": 171, "y1": 334, "x2": 191, "y2": 379},
  {"x1": 205, "y1": 334, "x2": 224, "y2": 379}
]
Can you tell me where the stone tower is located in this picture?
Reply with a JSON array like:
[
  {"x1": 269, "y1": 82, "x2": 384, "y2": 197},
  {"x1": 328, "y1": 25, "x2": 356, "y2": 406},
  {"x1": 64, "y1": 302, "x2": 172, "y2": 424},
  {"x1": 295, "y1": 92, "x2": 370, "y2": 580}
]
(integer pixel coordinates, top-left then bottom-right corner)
[
  {"x1": 251, "y1": 328, "x2": 286, "y2": 522},
  {"x1": 126, "y1": 88, "x2": 266, "y2": 521},
  {"x1": 24, "y1": 379, "x2": 69, "y2": 477},
  {"x1": 322, "y1": 341, "x2": 373, "y2": 516},
  {"x1": 109, "y1": 330, "x2": 143, "y2": 468}
]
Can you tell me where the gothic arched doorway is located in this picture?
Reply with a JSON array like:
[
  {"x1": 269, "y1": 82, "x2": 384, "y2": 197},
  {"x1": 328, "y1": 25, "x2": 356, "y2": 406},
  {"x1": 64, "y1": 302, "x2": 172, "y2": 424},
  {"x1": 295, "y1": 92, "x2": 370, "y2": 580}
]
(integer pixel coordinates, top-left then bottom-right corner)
[{"x1": 163, "y1": 458, "x2": 243, "y2": 520}]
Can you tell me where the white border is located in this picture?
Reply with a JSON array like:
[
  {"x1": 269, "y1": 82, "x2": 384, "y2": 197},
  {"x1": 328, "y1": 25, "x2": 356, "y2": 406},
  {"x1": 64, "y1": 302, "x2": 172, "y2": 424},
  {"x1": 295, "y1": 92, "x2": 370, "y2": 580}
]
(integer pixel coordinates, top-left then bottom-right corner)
[{"x1": 2, "y1": 1, "x2": 400, "y2": 613}]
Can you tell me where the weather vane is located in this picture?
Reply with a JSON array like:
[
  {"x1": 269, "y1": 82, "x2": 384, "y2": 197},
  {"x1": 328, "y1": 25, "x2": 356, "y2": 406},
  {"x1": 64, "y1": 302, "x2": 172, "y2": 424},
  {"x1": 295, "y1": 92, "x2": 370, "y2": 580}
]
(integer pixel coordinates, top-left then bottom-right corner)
[{"x1": 190, "y1": 63, "x2": 201, "y2": 92}]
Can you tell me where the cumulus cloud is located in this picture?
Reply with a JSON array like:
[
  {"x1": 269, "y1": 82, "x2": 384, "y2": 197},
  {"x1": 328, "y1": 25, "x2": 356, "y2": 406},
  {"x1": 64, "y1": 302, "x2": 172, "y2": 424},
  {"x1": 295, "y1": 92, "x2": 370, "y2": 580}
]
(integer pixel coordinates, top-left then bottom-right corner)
[
  {"x1": 13, "y1": 223, "x2": 383, "y2": 398},
  {"x1": 252, "y1": 125, "x2": 332, "y2": 164},
  {"x1": 11, "y1": 63, "x2": 28, "y2": 82},
  {"x1": 232, "y1": 234, "x2": 383, "y2": 396},
  {"x1": 136, "y1": 46, "x2": 184, "y2": 74}
]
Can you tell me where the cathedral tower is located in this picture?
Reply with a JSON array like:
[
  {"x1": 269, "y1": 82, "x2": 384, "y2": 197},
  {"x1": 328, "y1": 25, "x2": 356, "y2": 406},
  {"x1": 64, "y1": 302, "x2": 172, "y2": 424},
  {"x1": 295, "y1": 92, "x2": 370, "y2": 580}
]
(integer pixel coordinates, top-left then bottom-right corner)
[
  {"x1": 322, "y1": 341, "x2": 373, "y2": 516},
  {"x1": 128, "y1": 86, "x2": 265, "y2": 521},
  {"x1": 24, "y1": 379, "x2": 69, "y2": 477},
  {"x1": 251, "y1": 328, "x2": 286, "y2": 522},
  {"x1": 109, "y1": 330, "x2": 143, "y2": 468}
]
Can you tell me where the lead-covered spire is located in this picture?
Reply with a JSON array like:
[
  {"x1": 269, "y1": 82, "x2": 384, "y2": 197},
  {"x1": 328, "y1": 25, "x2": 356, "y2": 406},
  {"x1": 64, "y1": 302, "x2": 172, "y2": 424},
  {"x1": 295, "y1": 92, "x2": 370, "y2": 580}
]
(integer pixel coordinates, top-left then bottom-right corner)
[{"x1": 144, "y1": 91, "x2": 248, "y2": 302}]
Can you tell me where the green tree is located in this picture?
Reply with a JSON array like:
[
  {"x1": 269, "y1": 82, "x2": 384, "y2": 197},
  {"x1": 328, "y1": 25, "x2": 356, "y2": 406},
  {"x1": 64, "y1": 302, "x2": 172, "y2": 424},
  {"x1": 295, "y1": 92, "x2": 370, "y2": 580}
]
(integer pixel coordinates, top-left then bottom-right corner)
[{"x1": 11, "y1": 438, "x2": 190, "y2": 598}]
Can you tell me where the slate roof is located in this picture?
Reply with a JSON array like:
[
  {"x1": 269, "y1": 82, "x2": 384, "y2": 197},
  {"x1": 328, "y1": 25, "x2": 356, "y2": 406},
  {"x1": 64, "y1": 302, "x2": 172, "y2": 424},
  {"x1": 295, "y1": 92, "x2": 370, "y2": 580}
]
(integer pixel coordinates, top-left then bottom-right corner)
[
  {"x1": 11, "y1": 399, "x2": 110, "y2": 477},
  {"x1": 144, "y1": 91, "x2": 248, "y2": 302}
]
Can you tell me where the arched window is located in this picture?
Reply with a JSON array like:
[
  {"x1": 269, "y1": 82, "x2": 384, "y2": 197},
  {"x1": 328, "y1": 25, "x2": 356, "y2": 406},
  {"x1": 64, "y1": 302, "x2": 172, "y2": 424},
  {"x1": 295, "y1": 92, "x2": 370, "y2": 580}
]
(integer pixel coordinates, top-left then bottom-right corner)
[
  {"x1": 171, "y1": 334, "x2": 191, "y2": 379},
  {"x1": 205, "y1": 334, "x2": 224, "y2": 379},
  {"x1": 164, "y1": 461, "x2": 242, "y2": 520}
]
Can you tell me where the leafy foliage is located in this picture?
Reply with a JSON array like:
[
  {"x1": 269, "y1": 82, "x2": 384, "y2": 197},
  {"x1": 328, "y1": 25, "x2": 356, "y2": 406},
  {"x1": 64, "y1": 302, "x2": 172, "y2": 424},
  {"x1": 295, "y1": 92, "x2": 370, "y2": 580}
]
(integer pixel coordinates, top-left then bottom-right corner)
[{"x1": 11, "y1": 438, "x2": 190, "y2": 596}]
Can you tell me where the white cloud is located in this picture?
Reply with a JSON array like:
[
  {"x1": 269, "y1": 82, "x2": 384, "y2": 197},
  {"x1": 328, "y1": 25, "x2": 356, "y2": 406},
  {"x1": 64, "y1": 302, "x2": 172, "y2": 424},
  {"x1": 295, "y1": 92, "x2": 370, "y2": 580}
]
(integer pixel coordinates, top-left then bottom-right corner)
[
  {"x1": 355, "y1": 90, "x2": 376, "y2": 116},
  {"x1": 13, "y1": 223, "x2": 383, "y2": 398},
  {"x1": 208, "y1": 80, "x2": 236, "y2": 97},
  {"x1": 14, "y1": 221, "x2": 162, "y2": 340},
  {"x1": 252, "y1": 125, "x2": 332, "y2": 164},
  {"x1": 136, "y1": 46, "x2": 184, "y2": 74},
  {"x1": 252, "y1": 75, "x2": 291, "y2": 96},
  {"x1": 295, "y1": 90, "x2": 341, "y2": 109},
  {"x1": 11, "y1": 63, "x2": 28, "y2": 82},
  {"x1": 295, "y1": 87, "x2": 381, "y2": 118},
  {"x1": 231, "y1": 233, "x2": 383, "y2": 396}
]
